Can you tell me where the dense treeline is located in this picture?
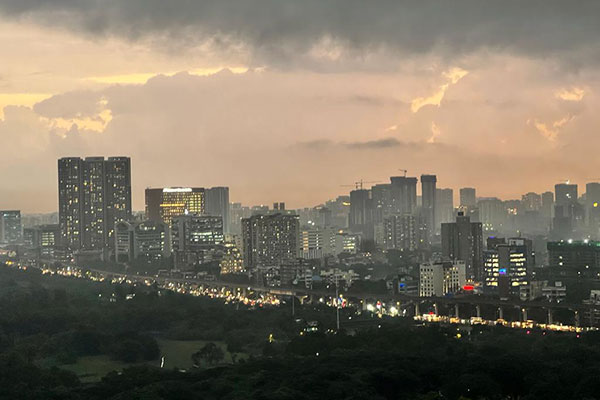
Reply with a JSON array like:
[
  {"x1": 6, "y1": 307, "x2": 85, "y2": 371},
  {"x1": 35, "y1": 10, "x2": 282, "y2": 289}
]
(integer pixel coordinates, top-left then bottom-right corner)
[{"x1": 2, "y1": 264, "x2": 600, "y2": 399}]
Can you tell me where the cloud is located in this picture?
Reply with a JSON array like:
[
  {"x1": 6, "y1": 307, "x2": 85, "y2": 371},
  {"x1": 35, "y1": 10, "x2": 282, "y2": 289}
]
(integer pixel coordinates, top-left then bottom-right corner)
[
  {"x1": 345, "y1": 138, "x2": 405, "y2": 149},
  {"x1": 530, "y1": 114, "x2": 575, "y2": 142},
  {"x1": 3, "y1": 63, "x2": 600, "y2": 212},
  {"x1": 411, "y1": 67, "x2": 468, "y2": 113},
  {"x1": 297, "y1": 137, "x2": 442, "y2": 151},
  {"x1": 555, "y1": 87, "x2": 586, "y2": 101},
  {"x1": 1, "y1": 1, "x2": 600, "y2": 68},
  {"x1": 428, "y1": 122, "x2": 441, "y2": 143}
]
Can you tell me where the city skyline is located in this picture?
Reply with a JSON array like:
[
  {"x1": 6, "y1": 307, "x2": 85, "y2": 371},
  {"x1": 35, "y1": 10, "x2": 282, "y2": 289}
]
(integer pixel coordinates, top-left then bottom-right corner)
[
  {"x1": 2, "y1": 2, "x2": 600, "y2": 212},
  {"x1": 6, "y1": 162, "x2": 600, "y2": 215}
]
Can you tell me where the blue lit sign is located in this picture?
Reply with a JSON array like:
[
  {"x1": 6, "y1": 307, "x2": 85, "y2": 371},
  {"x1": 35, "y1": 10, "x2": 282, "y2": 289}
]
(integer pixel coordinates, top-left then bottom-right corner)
[{"x1": 499, "y1": 268, "x2": 507, "y2": 275}]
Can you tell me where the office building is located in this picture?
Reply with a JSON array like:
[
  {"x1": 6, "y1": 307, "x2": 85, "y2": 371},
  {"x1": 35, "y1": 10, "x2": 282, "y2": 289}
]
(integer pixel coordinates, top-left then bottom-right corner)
[
  {"x1": 242, "y1": 213, "x2": 300, "y2": 271},
  {"x1": 460, "y1": 187, "x2": 477, "y2": 208},
  {"x1": 114, "y1": 220, "x2": 171, "y2": 263},
  {"x1": 205, "y1": 187, "x2": 230, "y2": 233},
  {"x1": 145, "y1": 187, "x2": 205, "y2": 226},
  {"x1": 171, "y1": 215, "x2": 224, "y2": 268},
  {"x1": 484, "y1": 237, "x2": 532, "y2": 288},
  {"x1": 58, "y1": 157, "x2": 132, "y2": 251},
  {"x1": 420, "y1": 175, "x2": 436, "y2": 243},
  {"x1": 23, "y1": 224, "x2": 60, "y2": 258},
  {"x1": 441, "y1": 212, "x2": 483, "y2": 280},
  {"x1": 419, "y1": 260, "x2": 466, "y2": 297},
  {"x1": 0, "y1": 210, "x2": 22, "y2": 244}
]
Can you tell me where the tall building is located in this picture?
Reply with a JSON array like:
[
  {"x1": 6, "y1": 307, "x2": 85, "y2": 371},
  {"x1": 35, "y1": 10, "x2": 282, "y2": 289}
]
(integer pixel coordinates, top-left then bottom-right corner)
[
  {"x1": 145, "y1": 187, "x2": 205, "y2": 226},
  {"x1": 0, "y1": 210, "x2": 22, "y2": 244},
  {"x1": 420, "y1": 175, "x2": 437, "y2": 243},
  {"x1": 371, "y1": 183, "x2": 393, "y2": 224},
  {"x1": 419, "y1": 260, "x2": 466, "y2": 297},
  {"x1": 478, "y1": 197, "x2": 506, "y2": 232},
  {"x1": 541, "y1": 191, "x2": 554, "y2": 220},
  {"x1": 553, "y1": 183, "x2": 581, "y2": 238},
  {"x1": 555, "y1": 183, "x2": 578, "y2": 207},
  {"x1": 114, "y1": 220, "x2": 171, "y2": 263},
  {"x1": 460, "y1": 187, "x2": 477, "y2": 208},
  {"x1": 390, "y1": 176, "x2": 417, "y2": 215},
  {"x1": 171, "y1": 214, "x2": 224, "y2": 268},
  {"x1": 522, "y1": 192, "x2": 542, "y2": 211},
  {"x1": 104, "y1": 157, "x2": 132, "y2": 243},
  {"x1": 441, "y1": 212, "x2": 483, "y2": 280},
  {"x1": 58, "y1": 157, "x2": 132, "y2": 251},
  {"x1": 349, "y1": 189, "x2": 373, "y2": 239},
  {"x1": 586, "y1": 183, "x2": 600, "y2": 232},
  {"x1": 242, "y1": 213, "x2": 300, "y2": 271},
  {"x1": 383, "y1": 214, "x2": 416, "y2": 251},
  {"x1": 205, "y1": 187, "x2": 230, "y2": 233},
  {"x1": 324, "y1": 195, "x2": 351, "y2": 228},
  {"x1": 435, "y1": 188, "x2": 454, "y2": 227}
]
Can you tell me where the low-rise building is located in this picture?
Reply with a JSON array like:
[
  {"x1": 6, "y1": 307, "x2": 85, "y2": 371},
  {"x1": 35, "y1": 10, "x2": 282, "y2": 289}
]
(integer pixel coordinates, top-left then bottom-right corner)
[{"x1": 419, "y1": 260, "x2": 466, "y2": 297}]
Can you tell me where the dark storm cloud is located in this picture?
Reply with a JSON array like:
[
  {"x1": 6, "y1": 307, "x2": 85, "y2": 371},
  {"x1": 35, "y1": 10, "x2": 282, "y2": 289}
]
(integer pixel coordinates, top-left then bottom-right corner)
[
  {"x1": 344, "y1": 138, "x2": 405, "y2": 149},
  {"x1": 0, "y1": 1, "x2": 599, "y2": 65},
  {"x1": 296, "y1": 137, "x2": 445, "y2": 150}
]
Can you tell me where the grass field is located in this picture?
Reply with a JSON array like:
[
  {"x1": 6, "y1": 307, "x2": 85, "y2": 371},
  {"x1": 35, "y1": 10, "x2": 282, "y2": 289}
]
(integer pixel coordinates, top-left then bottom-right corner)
[{"x1": 51, "y1": 339, "x2": 240, "y2": 382}]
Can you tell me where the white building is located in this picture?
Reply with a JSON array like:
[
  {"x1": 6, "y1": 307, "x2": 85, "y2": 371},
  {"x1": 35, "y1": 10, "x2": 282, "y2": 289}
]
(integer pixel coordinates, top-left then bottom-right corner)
[{"x1": 419, "y1": 260, "x2": 466, "y2": 297}]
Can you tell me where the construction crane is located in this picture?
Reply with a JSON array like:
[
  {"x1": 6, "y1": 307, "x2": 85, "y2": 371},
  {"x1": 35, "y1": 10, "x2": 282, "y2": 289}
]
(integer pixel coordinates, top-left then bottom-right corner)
[
  {"x1": 398, "y1": 169, "x2": 408, "y2": 177},
  {"x1": 340, "y1": 180, "x2": 381, "y2": 190}
]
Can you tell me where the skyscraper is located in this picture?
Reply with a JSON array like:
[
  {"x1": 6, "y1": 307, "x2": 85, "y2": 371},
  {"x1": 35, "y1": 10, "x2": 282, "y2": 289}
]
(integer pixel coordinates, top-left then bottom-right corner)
[
  {"x1": 371, "y1": 183, "x2": 393, "y2": 224},
  {"x1": 420, "y1": 174, "x2": 437, "y2": 243},
  {"x1": 460, "y1": 187, "x2": 476, "y2": 208},
  {"x1": 541, "y1": 191, "x2": 554, "y2": 220},
  {"x1": 104, "y1": 157, "x2": 132, "y2": 242},
  {"x1": 435, "y1": 188, "x2": 454, "y2": 227},
  {"x1": 553, "y1": 182, "x2": 580, "y2": 238},
  {"x1": 441, "y1": 212, "x2": 483, "y2": 280},
  {"x1": 586, "y1": 182, "x2": 600, "y2": 231},
  {"x1": 390, "y1": 176, "x2": 417, "y2": 215},
  {"x1": 58, "y1": 157, "x2": 132, "y2": 252},
  {"x1": 383, "y1": 214, "x2": 416, "y2": 251},
  {"x1": 205, "y1": 187, "x2": 230, "y2": 233},
  {"x1": 555, "y1": 183, "x2": 578, "y2": 207},
  {"x1": 349, "y1": 189, "x2": 373, "y2": 239}
]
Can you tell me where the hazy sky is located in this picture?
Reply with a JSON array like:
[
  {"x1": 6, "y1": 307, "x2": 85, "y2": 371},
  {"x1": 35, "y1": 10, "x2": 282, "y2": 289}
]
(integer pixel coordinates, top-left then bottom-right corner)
[{"x1": 1, "y1": 1, "x2": 600, "y2": 212}]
